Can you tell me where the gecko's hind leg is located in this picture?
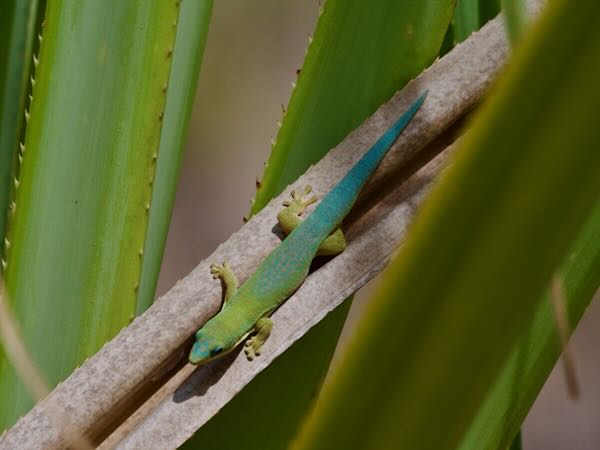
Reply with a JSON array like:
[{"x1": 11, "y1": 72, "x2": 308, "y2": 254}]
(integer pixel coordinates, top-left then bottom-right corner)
[
  {"x1": 210, "y1": 262, "x2": 239, "y2": 307},
  {"x1": 316, "y1": 228, "x2": 346, "y2": 256},
  {"x1": 277, "y1": 185, "x2": 347, "y2": 256},
  {"x1": 244, "y1": 317, "x2": 273, "y2": 361},
  {"x1": 277, "y1": 185, "x2": 317, "y2": 235}
]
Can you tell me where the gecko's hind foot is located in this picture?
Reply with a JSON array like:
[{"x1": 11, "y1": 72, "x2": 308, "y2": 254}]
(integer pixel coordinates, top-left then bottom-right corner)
[{"x1": 282, "y1": 185, "x2": 317, "y2": 209}]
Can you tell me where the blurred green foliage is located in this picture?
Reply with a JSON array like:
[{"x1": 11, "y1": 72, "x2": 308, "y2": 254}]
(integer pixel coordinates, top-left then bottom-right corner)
[{"x1": 291, "y1": 1, "x2": 600, "y2": 448}]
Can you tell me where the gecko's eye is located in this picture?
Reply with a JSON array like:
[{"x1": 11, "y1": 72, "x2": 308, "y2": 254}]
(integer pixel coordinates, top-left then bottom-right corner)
[{"x1": 211, "y1": 346, "x2": 224, "y2": 356}]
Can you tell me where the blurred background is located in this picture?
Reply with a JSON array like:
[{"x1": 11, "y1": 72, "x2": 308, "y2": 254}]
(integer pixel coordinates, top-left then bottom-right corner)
[{"x1": 156, "y1": 1, "x2": 600, "y2": 448}]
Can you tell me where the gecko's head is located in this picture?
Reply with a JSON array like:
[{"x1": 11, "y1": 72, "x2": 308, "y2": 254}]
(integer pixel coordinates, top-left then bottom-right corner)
[{"x1": 189, "y1": 331, "x2": 225, "y2": 365}]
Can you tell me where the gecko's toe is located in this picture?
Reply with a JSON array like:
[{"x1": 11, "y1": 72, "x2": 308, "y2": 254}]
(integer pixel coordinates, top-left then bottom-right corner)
[{"x1": 244, "y1": 346, "x2": 255, "y2": 360}]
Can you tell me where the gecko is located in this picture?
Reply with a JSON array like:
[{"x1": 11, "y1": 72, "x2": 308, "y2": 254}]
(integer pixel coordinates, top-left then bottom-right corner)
[{"x1": 189, "y1": 92, "x2": 427, "y2": 364}]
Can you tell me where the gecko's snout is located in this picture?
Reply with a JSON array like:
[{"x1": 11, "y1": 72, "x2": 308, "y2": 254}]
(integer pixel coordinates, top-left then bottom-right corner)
[
  {"x1": 189, "y1": 340, "x2": 210, "y2": 364},
  {"x1": 189, "y1": 336, "x2": 225, "y2": 365}
]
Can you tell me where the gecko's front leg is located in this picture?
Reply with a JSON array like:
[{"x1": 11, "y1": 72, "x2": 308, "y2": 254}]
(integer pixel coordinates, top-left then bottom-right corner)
[
  {"x1": 277, "y1": 185, "x2": 347, "y2": 255},
  {"x1": 244, "y1": 317, "x2": 273, "y2": 360},
  {"x1": 210, "y1": 261, "x2": 238, "y2": 306}
]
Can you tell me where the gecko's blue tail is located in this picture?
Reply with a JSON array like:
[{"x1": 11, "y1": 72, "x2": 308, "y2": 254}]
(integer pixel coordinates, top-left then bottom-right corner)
[
  {"x1": 378, "y1": 91, "x2": 428, "y2": 152},
  {"x1": 305, "y1": 92, "x2": 428, "y2": 235},
  {"x1": 338, "y1": 91, "x2": 428, "y2": 195}
]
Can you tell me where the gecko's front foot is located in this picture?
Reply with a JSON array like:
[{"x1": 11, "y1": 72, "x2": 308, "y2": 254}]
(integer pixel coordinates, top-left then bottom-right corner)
[
  {"x1": 209, "y1": 262, "x2": 230, "y2": 280},
  {"x1": 282, "y1": 185, "x2": 317, "y2": 211},
  {"x1": 209, "y1": 262, "x2": 239, "y2": 305},
  {"x1": 244, "y1": 338, "x2": 260, "y2": 361},
  {"x1": 244, "y1": 317, "x2": 273, "y2": 361}
]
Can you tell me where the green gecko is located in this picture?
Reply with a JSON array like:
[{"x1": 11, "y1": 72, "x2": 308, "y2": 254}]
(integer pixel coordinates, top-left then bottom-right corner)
[{"x1": 189, "y1": 92, "x2": 427, "y2": 364}]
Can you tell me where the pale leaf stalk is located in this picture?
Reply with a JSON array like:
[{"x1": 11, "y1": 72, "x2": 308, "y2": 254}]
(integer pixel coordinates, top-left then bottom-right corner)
[{"x1": 0, "y1": 282, "x2": 93, "y2": 449}]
